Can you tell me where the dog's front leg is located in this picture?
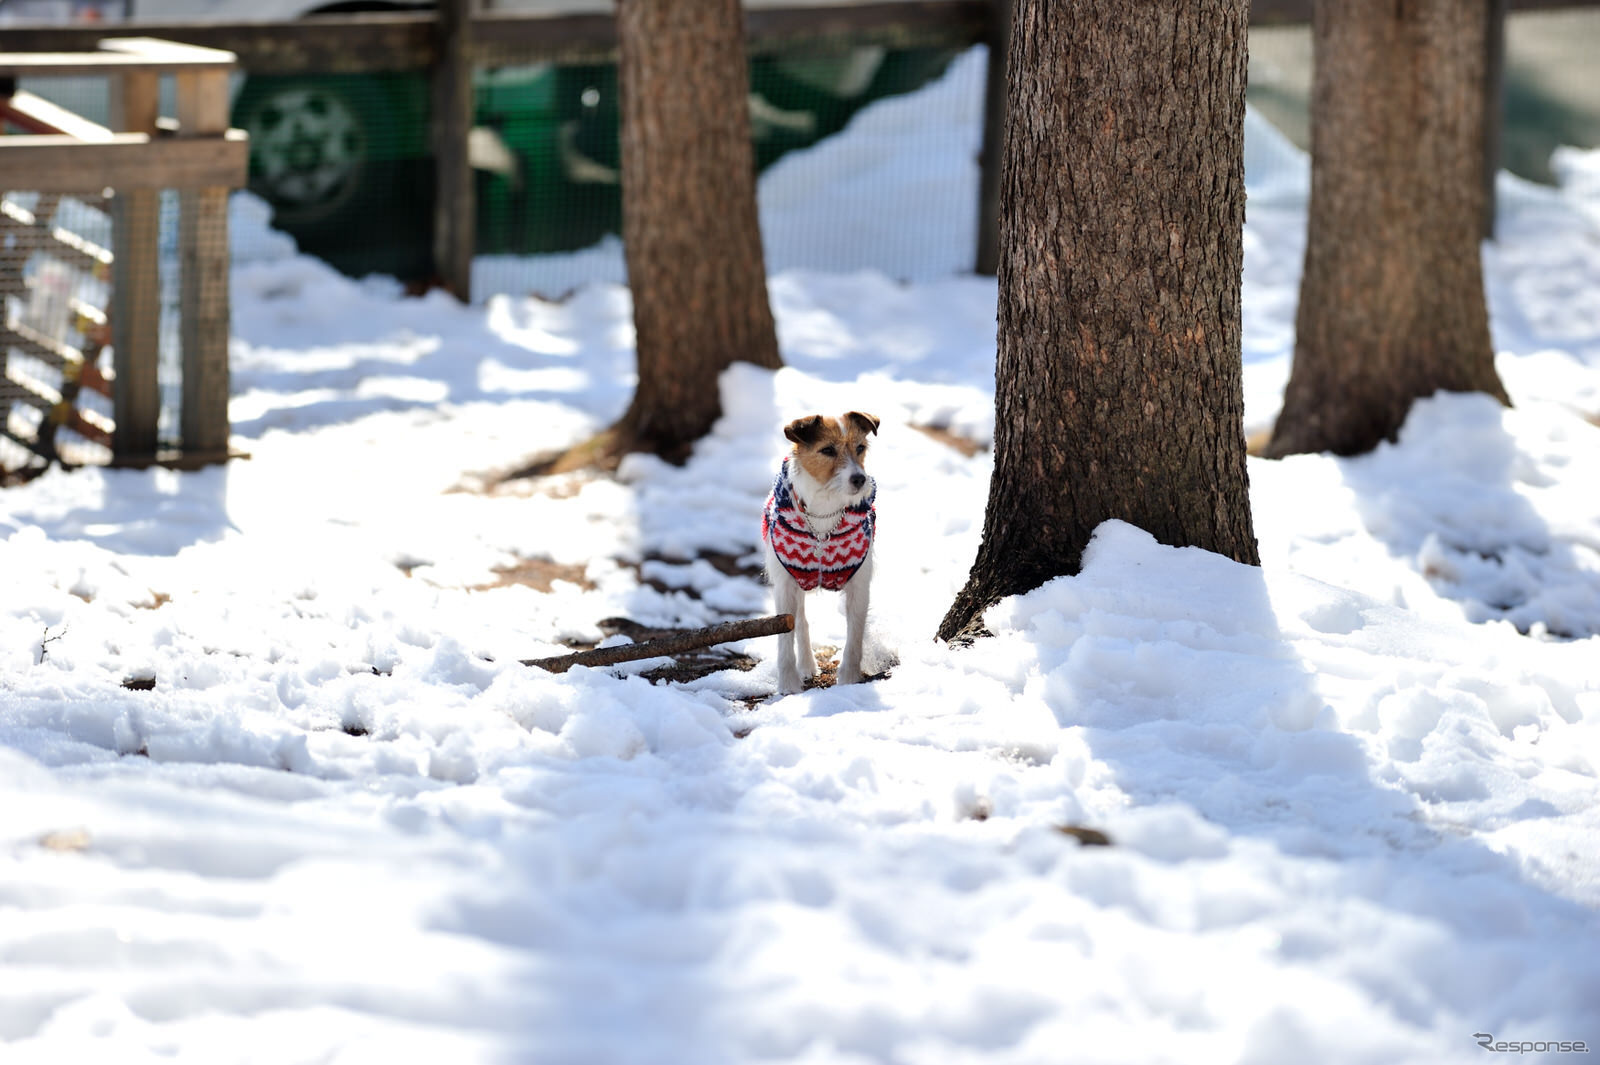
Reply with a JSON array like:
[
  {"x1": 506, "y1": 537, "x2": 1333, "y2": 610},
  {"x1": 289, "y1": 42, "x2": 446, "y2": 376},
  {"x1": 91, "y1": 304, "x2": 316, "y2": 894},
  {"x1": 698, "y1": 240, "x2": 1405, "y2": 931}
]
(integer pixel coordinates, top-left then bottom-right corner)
[
  {"x1": 837, "y1": 558, "x2": 872, "y2": 685},
  {"x1": 792, "y1": 590, "x2": 816, "y2": 683},
  {"x1": 773, "y1": 575, "x2": 806, "y2": 694}
]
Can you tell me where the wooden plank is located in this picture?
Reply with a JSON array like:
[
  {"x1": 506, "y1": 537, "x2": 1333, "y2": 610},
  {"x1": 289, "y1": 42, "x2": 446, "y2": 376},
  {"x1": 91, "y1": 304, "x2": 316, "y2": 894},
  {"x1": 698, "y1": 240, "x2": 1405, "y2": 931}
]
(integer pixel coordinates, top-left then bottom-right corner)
[
  {"x1": 472, "y1": 1, "x2": 989, "y2": 66},
  {"x1": 2, "y1": 1, "x2": 1598, "y2": 77},
  {"x1": 64, "y1": 406, "x2": 115, "y2": 449},
  {"x1": 0, "y1": 132, "x2": 249, "y2": 192},
  {"x1": 0, "y1": 195, "x2": 110, "y2": 275},
  {"x1": 1, "y1": 90, "x2": 115, "y2": 140},
  {"x1": 743, "y1": 0, "x2": 988, "y2": 54},
  {"x1": 0, "y1": 17, "x2": 436, "y2": 76},
  {"x1": 0, "y1": 195, "x2": 43, "y2": 231},
  {"x1": 1507, "y1": 0, "x2": 1600, "y2": 9},
  {"x1": 96, "y1": 37, "x2": 238, "y2": 66},
  {"x1": 0, "y1": 50, "x2": 235, "y2": 76},
  {"x1": 110, "y1": 69, "x2": 163, "y2": 462},
  {"x1": 176, "y1": 67, "x2": 231, "y2": 134},
  {"x1": 176, "y1": 67, "x2": 233, "y2": 459},
  {"x1": 1, "y1": 320, "x2": 77, "y2": 372},
  {"x1": 0, "y1": 3, "x2": 989, "y2": 77},
  {"x1": 177, "y1": 186, "x2": 231, "y2": 458},
  {"x1": 1, "y1": 370, "x2": 57, "y2": 412},
  {"x1": 466, "y1": 11, "x2": 613, "y2": 68},
  {"x1": 1253, "y1": 0, "x2": 1596, "y2": 25},
  {"x1": 44, "y1": 226, "x2": 113, "y2": 275},
  {"x1": 432, "y1": 0, "x2": 477, "y2": 302}
]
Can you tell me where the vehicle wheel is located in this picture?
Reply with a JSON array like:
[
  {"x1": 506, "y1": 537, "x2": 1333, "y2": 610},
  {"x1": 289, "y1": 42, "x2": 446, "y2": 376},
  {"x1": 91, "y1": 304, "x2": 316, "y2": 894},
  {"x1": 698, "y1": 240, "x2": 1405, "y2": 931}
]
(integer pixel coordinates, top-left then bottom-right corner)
[{"x1": 231, "y1": 73, "x2": 433, "y2": 278}]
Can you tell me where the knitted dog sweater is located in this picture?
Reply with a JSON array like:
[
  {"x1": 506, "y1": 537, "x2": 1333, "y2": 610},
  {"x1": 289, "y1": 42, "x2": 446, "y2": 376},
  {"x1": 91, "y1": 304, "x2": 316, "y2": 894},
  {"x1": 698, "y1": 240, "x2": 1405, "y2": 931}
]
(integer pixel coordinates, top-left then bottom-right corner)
[{"x1": 762, "y1": 457, "x2": 876, "y2": 592}]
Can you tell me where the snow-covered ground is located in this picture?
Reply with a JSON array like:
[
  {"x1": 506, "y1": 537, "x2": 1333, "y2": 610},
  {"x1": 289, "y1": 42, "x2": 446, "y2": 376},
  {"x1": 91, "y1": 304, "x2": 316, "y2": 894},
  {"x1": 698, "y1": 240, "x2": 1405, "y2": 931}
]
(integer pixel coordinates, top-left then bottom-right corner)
[{"x1": 4, "y1": 47, "x2": 1600, "y2": 1064}]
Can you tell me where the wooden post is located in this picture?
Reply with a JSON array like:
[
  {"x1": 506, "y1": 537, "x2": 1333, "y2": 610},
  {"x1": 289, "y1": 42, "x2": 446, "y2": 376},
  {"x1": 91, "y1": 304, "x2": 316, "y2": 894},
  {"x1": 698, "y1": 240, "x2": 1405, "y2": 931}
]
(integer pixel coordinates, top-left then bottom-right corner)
[
  {"x1": 2, "y1": 75, "x2": 15, "y2": 441},
  {"x1": 432, "y1": 0, "x2": 476, "y2": 301},
  {"x1": 974, "y1": 0, "x2": 1009, "y2": 276},
  {"x1": 1483, "y1": 0, "x2": 1508, "y2": 240},
  {"x1": 175, "y1": 65, "x2": 232, "y2": 460},
  {"x1": 109, "y1": 68, "x2": 162, "y2": 462}
]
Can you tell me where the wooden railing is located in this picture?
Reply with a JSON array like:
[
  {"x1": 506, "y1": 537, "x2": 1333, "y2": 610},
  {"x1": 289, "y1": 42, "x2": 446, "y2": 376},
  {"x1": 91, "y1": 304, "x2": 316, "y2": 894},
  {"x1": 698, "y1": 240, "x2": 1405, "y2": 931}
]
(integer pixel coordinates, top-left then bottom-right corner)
[
  {"x1": 3, "y1": 1, "x2": 991, "y2": 301},
  {"x1": 3, "y1": 0, "x2": 1595, "y2": 302},
  {"x1": 0, "y1": 38, "x2": 248, "y2": 469}
]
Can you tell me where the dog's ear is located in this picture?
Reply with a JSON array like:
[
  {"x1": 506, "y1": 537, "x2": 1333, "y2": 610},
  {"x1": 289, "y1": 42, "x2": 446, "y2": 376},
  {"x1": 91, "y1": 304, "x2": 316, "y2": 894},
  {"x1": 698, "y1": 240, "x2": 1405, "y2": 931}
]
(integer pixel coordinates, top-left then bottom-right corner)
[
  {"x1": 784, "y1": 415, "x2": 825, "y2": 446},
  {"x1": 845, "y1": 411, "x2": 880, "y2": 436}
]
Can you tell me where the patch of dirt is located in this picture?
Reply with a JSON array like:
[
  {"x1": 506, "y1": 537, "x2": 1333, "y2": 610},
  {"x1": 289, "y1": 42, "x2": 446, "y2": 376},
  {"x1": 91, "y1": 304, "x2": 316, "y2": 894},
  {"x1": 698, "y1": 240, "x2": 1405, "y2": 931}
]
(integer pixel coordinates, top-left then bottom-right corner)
[
  {"x1": 1245, "y1": 426, "x2": 1274, "y2": 457},
  {"x1": 1055, "y1": 824, "x2": 1114, "y2": 847},
  {"x1": 622, "y1": 549, "x2": 765, "y2": 599},
  {"x1": 475, "y1": 557, "x2": 596, "y2": 593},
  {"x1": 731, "y1": 647, "x2": 891, "y2": 713},
  {"x1": 38, "y1": 828, "x2": 91, "y2": 853},
  {"x1": 494, "y1": 431, "x2": 624, "y2": 484},
  {"x1": 912, "y1": 423, "x2": 986, "y2": 458},
  {"x1": 801, "y1": 646, "x2": 892, "y2": 691},
  {"x1": 697, "y1": 550, "x2": 766, "y2": 580},
  {"x1": 451, "y1": 431, "x2": 625, "y2": 498},
  {"x1": 451, "y1": 461, "x2": 598, "y2": 499}
]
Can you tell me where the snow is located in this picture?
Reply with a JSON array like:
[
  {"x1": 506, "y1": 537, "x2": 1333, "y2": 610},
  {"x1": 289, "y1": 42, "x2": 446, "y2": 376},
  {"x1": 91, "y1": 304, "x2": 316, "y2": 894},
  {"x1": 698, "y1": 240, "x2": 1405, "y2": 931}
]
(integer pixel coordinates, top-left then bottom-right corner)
[{"x1": 5, "y1": 45, "x2": 1600, "y2": 1064}]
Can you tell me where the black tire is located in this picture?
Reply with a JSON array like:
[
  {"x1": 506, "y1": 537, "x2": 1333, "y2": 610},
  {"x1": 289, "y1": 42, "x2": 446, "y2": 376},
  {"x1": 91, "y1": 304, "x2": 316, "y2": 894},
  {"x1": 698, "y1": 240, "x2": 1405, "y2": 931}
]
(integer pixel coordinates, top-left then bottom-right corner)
[{"x1": 231, "y1": 73, "x2": 433, "y2": 279}]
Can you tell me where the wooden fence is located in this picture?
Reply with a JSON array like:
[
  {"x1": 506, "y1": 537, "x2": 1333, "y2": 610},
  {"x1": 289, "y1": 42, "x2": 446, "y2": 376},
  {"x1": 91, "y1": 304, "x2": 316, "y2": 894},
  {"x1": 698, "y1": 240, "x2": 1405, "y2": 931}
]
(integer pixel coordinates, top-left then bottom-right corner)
[
  {"x1": 0, "y1": 38, "x2": 247, "y2": 470},
  {"x1": 3, "y1": 0, "x2": 1595, "y2": 304}
]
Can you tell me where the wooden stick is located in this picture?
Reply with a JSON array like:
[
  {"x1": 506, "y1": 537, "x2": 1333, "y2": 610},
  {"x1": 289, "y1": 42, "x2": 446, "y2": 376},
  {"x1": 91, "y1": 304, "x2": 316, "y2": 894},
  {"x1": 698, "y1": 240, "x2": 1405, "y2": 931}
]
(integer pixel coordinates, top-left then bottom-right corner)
[{"x1": 524, "y1": 614, "x2": 794, "y2": 674}]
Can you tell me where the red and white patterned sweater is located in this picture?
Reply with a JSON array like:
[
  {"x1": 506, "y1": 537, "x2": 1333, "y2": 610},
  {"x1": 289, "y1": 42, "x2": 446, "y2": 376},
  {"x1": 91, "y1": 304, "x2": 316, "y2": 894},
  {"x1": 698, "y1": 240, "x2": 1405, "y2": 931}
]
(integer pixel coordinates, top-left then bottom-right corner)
[{"x1": 761, "y1": 457, "x2": 876, "y2": 592}]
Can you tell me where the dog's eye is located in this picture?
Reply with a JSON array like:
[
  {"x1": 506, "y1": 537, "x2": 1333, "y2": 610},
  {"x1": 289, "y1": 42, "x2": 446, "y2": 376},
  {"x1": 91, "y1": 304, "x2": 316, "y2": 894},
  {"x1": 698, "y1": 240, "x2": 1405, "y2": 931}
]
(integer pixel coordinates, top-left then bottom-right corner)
[
  {"x1": 820, "y1": 445, "x2": 837, "y2": 457},
  {"x1": 855, "y1": 444, "x2": 866, "y2": 455}
]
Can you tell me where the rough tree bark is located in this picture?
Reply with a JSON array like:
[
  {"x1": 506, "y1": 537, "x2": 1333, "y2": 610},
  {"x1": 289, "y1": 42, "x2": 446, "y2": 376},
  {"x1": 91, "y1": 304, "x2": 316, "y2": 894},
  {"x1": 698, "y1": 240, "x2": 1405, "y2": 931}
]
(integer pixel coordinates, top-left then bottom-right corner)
[
  {"x1": 1264, "y1": 0, "x2": 1509, "y2": 459},
  {"x1": 939, "y1": 0, "x2": 1259, "y2": 642},
  {"x1": 612, "y1": 0, "x2": 782, "y2": 463}
]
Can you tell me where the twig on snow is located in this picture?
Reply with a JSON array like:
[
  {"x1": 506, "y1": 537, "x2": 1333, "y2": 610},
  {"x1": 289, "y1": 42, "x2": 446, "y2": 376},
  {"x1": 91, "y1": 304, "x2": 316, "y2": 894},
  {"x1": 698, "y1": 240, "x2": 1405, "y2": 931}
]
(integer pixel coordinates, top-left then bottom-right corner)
[{"x1": 524, "y1": 614, "x2": 794, "y2": 674}]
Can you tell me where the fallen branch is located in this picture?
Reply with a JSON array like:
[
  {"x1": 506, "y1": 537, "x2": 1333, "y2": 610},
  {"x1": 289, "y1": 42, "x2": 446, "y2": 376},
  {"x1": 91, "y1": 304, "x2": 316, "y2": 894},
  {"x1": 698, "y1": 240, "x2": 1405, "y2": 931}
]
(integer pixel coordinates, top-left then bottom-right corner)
[{"x1": 524, "y1": 614, "x2": 794, "y2": 674}]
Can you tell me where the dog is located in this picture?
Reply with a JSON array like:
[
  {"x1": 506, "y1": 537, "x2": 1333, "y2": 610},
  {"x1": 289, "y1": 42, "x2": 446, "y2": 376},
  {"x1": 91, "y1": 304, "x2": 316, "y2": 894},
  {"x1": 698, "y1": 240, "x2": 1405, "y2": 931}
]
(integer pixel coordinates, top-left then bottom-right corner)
[{"x1": 761, "y1": 411, "x2": 879, "y2": 694}]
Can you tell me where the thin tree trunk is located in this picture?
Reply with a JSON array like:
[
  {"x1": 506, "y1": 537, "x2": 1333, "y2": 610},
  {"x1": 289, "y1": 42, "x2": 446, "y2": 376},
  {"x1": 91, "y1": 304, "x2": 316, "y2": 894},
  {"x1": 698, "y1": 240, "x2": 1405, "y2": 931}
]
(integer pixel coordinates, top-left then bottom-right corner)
[
  {"x1": 614, "y1": 0, "x2": 781, "y2": 463},
  {"x1": 1265, "y1": 0, "x2": 1508, "y2": 459},
  {"x1": 940, "y1": 0, "x2": 1258, "y2": 643}
]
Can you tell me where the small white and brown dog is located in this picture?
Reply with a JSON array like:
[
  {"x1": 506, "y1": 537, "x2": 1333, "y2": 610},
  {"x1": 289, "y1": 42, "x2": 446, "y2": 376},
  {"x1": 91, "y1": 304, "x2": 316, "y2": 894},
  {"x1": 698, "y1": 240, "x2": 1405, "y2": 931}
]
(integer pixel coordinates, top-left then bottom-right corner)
[{"x1": 761, "y1": 411, "x2": 879, "y2": 694}]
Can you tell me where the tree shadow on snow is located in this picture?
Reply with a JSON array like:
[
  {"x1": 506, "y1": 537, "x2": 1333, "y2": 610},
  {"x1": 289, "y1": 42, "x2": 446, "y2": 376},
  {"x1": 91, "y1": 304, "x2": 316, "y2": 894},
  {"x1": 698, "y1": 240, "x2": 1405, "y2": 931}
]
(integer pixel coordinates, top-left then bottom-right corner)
[
  {"x1": 1032, "y1": 521, "x2": 1598, "y2": 1054},
  {"x1": 2, "y1": 462, "x2": 237, "y2": 556},
  {"x1": 406, "y1": 366, "x2": 910, "y2": 1064}
]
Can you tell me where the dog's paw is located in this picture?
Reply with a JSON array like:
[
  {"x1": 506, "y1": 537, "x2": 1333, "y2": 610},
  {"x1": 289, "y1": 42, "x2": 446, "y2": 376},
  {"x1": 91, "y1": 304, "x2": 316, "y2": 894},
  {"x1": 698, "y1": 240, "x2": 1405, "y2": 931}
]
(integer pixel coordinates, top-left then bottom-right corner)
[
  {"x1": 835, "y1": 666, "x2": 863, "y2": 686},
  {"x1": 799, "y1": 649, "x2": 819, "y2": 680}
]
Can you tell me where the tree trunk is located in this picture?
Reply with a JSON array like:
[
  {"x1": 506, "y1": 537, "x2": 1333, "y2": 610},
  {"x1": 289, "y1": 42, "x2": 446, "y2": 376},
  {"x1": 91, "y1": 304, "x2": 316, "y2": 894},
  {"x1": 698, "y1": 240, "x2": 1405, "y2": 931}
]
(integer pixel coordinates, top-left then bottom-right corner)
[
  {"x1": 939, "y1": 0, "x2": 1259, "y2": 643},
  {"x1": 1264, "y1": 0, "x2": 1509, "y2": 459},
  {"x1": 613, "y1": 0, "x2": 782, "y2": 463}
]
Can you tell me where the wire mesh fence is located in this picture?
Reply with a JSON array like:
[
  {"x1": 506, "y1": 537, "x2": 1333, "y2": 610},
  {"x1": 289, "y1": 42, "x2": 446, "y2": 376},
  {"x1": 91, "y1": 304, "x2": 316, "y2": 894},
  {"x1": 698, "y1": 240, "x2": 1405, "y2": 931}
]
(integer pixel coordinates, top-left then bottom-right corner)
[
  {"x1": 220, "y1": 41, "x2": 979, "y2": 298},
  {"x1": 1, "y1": 191, "x2": 116, "y2": 475},
  {"x1": 0, "y1": 186, "x2": 196, "y2": 479},
  {"x1": 3, "y1": 41, "x2": 243, "y2": 481}
]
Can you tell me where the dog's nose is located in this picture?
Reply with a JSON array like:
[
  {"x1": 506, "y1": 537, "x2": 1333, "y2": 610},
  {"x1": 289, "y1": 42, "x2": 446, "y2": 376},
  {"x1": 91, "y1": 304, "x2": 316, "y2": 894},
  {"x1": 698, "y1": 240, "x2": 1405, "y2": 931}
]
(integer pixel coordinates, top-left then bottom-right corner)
[{"x1": 850, "y1": 472, "x2": 866, "y2": 491}]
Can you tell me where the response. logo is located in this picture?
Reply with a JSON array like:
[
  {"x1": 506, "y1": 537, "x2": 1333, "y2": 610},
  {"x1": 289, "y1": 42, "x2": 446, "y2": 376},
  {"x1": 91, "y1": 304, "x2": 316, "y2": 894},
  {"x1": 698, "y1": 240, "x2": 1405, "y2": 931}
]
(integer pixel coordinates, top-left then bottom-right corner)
[{"x1": 1474, "y1": 1033, "x2": 1590, "y2": 1054}]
